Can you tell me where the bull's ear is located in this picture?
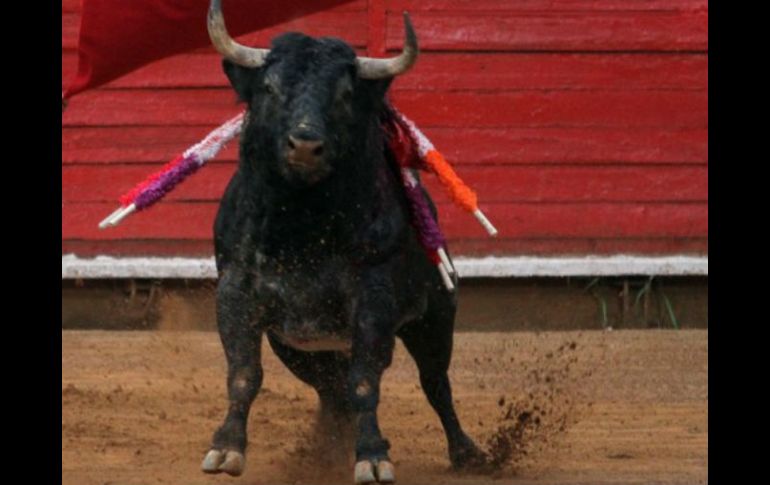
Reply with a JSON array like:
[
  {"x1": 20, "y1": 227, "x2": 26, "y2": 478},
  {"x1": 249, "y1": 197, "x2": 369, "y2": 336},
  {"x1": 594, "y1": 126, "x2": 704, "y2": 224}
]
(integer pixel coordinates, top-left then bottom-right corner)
[{"x1": 223, "y1": 59, "x2": 255, "y2": 102}]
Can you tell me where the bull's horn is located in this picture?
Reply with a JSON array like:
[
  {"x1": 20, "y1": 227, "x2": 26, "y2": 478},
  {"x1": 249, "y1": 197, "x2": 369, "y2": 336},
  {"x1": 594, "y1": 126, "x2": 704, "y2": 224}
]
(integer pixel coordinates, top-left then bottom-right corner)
[
  {"x1": 208, "y1": 0, "x2": 270, "y2": 68},
  {"x1": 356, "y1": 12, "x2": 418, "y2": 79}
]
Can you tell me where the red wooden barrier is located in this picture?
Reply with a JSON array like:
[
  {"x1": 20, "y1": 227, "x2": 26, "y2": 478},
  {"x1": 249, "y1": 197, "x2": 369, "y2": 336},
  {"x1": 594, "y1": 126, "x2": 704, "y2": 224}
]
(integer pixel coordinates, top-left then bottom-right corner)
[
  {"x1": 61, "y1": 0, "x2": 708, "y2": 259},
  {"x1": 64, "y1": 165, "x2": 707, "y2": 204}
]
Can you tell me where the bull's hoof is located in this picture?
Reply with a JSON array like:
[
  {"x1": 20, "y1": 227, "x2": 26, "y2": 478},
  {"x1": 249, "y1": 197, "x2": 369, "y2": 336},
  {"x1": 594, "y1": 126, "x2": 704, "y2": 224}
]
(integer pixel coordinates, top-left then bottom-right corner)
[
  {"x1": 354, "y1": 459, "x2": 395, "y2": 484},
  {"x1": 201, "y1": 449, "x2": 245, "y2": 476},
  {"x1": 450, "y1": 437, "x2": 490, "y2": 471},
  {"x1": 376, "y1": 460, "x2": 395, "y2": 482}
]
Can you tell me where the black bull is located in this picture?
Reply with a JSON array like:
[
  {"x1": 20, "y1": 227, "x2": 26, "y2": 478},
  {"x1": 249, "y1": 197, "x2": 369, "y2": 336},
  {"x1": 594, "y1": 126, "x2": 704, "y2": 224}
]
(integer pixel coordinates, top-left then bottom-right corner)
[{"x1": 201, "y1": 13, "x2": 488, "y2": 483}]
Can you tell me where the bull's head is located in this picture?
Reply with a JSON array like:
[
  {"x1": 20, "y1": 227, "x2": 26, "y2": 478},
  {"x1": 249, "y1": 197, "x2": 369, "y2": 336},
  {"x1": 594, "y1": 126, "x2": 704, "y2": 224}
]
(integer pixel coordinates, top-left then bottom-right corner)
[{"x1": 208, "y1": 0, "x2": 418, "y2": 186}]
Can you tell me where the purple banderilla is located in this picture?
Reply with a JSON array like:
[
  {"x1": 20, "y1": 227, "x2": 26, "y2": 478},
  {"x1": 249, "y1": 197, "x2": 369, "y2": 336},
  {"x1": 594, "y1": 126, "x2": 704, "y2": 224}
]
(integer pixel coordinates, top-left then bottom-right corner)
[
  {"x1": 401, "y1": 170, "x2": 447, "y2": 255},
  {"x1": 134, "y1": 154, "x2": 203, "y2": 210}
]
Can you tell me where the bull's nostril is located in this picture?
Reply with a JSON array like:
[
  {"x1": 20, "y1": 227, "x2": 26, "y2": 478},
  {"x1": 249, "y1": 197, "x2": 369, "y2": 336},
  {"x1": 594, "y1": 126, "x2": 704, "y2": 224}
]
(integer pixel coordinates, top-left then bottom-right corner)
[{"x1": 287, "y1": 134, "x2": 324, "y2": 164}]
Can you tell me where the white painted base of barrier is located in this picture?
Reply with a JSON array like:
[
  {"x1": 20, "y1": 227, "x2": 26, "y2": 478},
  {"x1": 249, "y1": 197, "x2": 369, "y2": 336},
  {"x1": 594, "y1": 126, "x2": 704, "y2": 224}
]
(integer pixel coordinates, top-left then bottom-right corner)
[{"x1": 62, "y1": 254, "x2": 707, "y2": 279}]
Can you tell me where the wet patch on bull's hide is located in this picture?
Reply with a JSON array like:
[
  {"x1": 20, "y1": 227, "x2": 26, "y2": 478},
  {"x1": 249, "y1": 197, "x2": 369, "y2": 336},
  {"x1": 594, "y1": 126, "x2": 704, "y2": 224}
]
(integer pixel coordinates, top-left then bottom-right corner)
[{"x1": 355, "y1": 379, "x2": 372, "y2": 397}]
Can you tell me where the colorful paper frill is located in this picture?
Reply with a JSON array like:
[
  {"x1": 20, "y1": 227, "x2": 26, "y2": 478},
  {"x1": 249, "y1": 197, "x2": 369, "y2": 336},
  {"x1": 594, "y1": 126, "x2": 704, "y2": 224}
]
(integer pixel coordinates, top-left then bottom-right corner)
[{"x1": 98, "y1": 106, "x2": 497, "y2": 291}]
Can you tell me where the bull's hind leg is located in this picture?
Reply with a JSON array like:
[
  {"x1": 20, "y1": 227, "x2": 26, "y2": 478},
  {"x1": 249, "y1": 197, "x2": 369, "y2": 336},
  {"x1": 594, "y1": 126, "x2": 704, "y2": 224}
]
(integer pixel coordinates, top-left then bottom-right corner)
[
  {"x1": 202, "y1": 272, "x2": 263, "y2": 476},
  {"x1": 397, "y1": 299, "x2": 489, "y2": 470}
]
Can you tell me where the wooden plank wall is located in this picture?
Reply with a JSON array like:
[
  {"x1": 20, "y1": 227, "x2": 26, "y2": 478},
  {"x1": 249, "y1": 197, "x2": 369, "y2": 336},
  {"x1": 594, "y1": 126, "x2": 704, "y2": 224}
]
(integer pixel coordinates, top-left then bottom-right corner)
[{"x1": 62, "y1": 0, "x2": 708, "y2": 258}]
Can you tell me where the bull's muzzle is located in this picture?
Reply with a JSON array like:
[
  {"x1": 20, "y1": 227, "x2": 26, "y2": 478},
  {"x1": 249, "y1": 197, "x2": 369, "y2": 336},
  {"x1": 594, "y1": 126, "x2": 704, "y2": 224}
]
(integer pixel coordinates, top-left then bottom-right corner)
[{"x1": 286, "y1": 134, "x2": 325, "y2": 168}]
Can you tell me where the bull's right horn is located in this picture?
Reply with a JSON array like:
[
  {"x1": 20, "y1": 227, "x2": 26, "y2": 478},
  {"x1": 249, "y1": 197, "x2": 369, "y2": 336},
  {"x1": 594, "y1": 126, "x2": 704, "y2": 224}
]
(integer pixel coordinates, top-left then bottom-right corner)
[
  {"x1": 208, "y1": 0, "x2": 270, "y2": 68},
  {"x1": 356, "y1": 11, "x2": 418, "y2": 79}
]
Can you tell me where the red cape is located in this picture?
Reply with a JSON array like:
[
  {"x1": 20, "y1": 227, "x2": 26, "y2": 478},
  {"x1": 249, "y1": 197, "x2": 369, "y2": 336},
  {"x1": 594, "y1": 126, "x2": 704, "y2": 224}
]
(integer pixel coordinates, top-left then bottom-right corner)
[{"x1": 63, "y1": 0, "x2": 355, "y2": 99}]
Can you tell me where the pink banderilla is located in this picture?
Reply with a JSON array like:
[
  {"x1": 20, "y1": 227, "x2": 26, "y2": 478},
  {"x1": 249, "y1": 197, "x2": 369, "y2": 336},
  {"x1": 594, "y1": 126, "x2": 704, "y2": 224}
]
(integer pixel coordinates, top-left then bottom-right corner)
[{"x1": 98, "y1": 112, "x2": 244, "y2": 228}]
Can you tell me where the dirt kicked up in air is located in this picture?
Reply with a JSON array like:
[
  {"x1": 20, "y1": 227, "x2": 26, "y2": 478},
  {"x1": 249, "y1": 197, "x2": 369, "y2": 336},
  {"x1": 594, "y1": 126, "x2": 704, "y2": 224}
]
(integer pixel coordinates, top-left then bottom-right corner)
[{"x1": 483, "y1": 339, "x2": 589, "y2": 474}]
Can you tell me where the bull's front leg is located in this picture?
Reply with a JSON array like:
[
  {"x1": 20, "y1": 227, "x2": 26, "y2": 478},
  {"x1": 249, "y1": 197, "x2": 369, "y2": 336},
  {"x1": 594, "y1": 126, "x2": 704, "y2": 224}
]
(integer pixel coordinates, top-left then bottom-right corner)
[
  {"x1": 350, "y1": 284, "x2": 397, "y2": 484},
  {"x1": 202, "y1": 270, "x2": 263, "y2": 476}
]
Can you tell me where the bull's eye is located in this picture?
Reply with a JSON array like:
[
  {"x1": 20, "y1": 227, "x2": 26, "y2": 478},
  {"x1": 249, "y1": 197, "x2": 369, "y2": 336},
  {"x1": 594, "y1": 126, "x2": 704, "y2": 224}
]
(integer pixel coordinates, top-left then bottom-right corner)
[
  {"x1": 335, "y1": 76, "x2": 354, "y2": 105},
  {"x1": 335, "y1": 86, "x2": 353, "y2": 107},
  {"x1": 263, "y1": 77, "x2": 282, "y2": 96}
]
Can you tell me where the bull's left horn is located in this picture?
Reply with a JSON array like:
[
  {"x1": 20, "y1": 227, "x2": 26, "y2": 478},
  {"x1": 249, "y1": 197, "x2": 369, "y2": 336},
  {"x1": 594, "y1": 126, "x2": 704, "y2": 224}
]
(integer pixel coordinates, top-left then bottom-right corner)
[
  {"x1": 356, "y1": 12, "x2": 418, "y2": 79},
  {"x1": 208, "y1": 0, "x2": 270, "y2": 68}
]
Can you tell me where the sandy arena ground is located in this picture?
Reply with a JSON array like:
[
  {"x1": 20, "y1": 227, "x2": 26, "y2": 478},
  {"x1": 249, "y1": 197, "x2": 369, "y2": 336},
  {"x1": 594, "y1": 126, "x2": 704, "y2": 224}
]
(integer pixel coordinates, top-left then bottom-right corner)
[{"x1": 62, "y1": 329, "x2": 707, "y2": 485}]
